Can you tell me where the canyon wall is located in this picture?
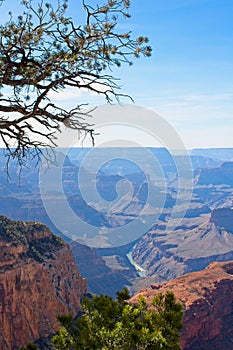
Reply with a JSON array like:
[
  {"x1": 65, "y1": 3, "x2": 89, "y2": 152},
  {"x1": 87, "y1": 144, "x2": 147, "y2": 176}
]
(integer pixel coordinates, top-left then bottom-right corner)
[
  {"x1": 131, "y1": 261, "x2": 233, "y2": 350},
  {"x1": 0, "y1": 216, "x2": 87, "y2": 350}
]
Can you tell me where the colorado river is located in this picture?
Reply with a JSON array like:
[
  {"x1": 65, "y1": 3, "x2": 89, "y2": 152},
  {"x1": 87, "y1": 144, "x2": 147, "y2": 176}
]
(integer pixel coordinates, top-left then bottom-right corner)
[{"x1": 126, "y1": 247, "x2": 147, "y2": 277}]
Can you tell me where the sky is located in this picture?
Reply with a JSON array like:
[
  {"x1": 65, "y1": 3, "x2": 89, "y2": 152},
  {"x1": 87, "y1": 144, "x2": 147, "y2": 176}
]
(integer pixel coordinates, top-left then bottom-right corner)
[
  {"x1": 1, "y1": 0, "x2": 233, "y2": 149},
  {"x1": 108, "y1": 0, "x2": 233, "y2": 149}
]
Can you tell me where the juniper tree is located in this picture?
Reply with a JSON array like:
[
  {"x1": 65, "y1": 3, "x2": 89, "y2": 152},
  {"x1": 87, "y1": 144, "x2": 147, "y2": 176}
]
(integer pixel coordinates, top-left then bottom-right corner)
[{"x1": 52, "y1": 289, "x2": 183, "y2": 350}]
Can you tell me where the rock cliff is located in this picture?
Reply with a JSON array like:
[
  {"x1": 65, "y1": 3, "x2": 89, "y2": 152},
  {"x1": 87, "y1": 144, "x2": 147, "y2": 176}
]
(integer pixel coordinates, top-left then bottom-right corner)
[
  {"x1": 71, "y1": 241, "x2": 136, "y2": 297},
  {"x1": 130, "y1": 261, "x2": 233, "y2": 350},
  {"x1": 195, "y1": 161, "x2": 233, "y2": 186},
  {"x1": 0, "y1": 216, "x2": 87, "y2": 350},
  {"x1": 132, "y1": 209, "x2": 233, "y2": 282}
]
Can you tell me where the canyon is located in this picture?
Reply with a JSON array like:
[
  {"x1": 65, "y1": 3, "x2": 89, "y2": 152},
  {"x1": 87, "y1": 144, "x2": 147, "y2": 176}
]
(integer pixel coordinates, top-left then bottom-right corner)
[
  {"x1": 1, "y1": 148, "x2": 233, "y2": 348},
  {"x1": 1, "y1": 148, "x2": 233, "y2": 297}
]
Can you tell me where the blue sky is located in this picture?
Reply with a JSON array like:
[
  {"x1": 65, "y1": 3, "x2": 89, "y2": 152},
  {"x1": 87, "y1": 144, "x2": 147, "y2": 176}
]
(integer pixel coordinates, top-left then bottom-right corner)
[
  {"x1": 110, "y1": 0, "x2": 233, "y2": 148},
  {"x1": 1, "y1": 0, "x2": 233, "y2": 149}
]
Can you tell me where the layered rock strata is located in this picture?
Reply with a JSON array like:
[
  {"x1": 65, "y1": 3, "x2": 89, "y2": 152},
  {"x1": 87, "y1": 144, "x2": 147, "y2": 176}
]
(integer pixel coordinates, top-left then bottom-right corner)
[
  {"x1": 0, "y1": 216, "x2": 87, "y2": 350},
  {"x1": 130, "y1": 261, "x2": 233, "y2": 350}
]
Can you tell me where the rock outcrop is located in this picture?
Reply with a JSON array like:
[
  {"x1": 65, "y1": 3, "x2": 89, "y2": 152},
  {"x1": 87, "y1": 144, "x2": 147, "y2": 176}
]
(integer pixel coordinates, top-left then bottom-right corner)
[
  {"x1": 210, "y1": 207, "x2": 233, "y2": 232},
  {"x1": 71, "y1": 241, "x2": 136, "y2": 297},
  {"x1": 132, "y1": 209, "x2": 233, "y2": 281},
  {"x1": 195, "y1": 161, "x2": 233, "y2": 186},
  {"x1": 130, "y1": 261, "x2": 233, "y2": 350},
  {"x1": 0, "y1": 216, "x2": 87, "y2": 350}
]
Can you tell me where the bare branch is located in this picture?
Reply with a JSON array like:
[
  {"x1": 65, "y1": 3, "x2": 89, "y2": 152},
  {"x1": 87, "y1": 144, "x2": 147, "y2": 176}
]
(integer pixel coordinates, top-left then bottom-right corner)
[{"x1": 0, "y1": 0, "x2": 151, "y2": 168}]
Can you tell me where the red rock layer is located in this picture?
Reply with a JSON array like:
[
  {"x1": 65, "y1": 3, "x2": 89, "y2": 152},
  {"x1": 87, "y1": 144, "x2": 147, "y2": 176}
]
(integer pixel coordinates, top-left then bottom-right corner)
[
  {"x1": 130, "y1": 261, "x2": 233, "y2": 350},
  {"x1": 0, "y1": 217, "x2": 87, "y2": 350}
]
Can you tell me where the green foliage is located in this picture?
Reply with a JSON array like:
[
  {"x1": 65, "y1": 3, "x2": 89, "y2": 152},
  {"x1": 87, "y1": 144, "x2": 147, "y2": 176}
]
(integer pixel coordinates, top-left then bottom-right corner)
[
  {"x1": 52, "y1": 289, "x2": 183, "y2": 350},
  {"x1": 115, "y1": 286, "x2": 130, "y2": 302}
]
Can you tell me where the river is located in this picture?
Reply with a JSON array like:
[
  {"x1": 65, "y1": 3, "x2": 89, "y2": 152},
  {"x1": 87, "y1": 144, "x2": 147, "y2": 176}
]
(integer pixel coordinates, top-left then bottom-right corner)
[{"x1": 126, "y1": 246, "x2": 147, "y2": 277}]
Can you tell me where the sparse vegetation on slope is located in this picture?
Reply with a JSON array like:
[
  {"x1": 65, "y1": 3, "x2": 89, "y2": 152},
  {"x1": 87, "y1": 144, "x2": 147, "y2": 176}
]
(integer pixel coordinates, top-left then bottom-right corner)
[{"x1": 0, "y1": 216, "x2": 63, "y2": 262}]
